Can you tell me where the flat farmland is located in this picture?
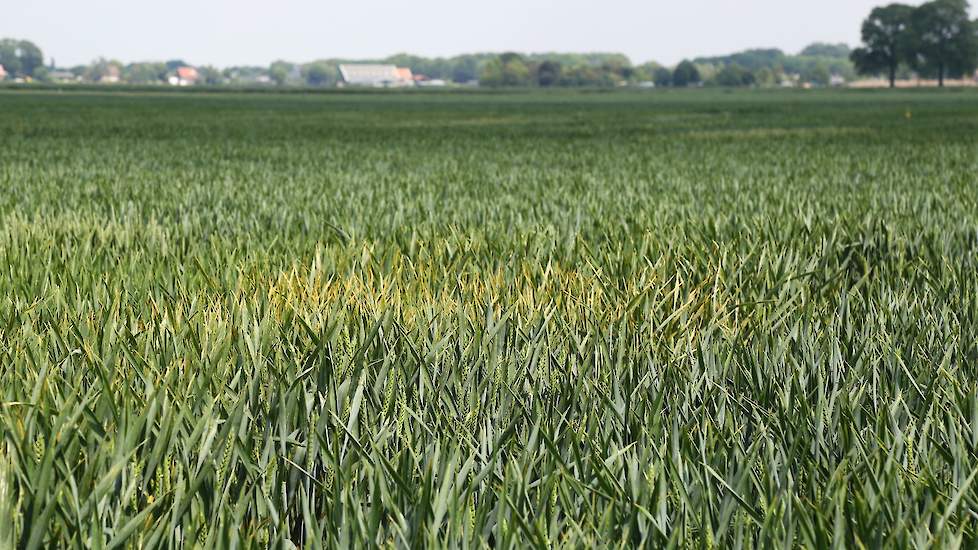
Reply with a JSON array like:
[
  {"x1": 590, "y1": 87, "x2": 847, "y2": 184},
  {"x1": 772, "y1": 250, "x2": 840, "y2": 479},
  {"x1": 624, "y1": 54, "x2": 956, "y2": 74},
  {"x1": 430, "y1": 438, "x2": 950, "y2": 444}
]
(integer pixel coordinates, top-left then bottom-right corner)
[{"x1": 1, "y1": 88, "x2": 977, "y2": 547}]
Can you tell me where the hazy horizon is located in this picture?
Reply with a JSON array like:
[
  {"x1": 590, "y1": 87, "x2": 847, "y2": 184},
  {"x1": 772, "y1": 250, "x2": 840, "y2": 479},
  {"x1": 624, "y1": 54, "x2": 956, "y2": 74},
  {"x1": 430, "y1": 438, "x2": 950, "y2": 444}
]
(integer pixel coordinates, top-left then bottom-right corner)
[{"x1": 4, "y1": 0, "x2": 977, "y2": 68}]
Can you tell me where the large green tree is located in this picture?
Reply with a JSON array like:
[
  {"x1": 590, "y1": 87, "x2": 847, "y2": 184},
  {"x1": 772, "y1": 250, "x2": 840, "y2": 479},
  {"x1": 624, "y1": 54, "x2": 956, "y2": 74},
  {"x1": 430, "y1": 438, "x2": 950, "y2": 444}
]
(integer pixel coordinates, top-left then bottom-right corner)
[
  {"x1": 479, "y1": 53, "x2": 530, "y2": 87},
  {"x1": 269, "y1": 61, "x2": 295, "y2": 86},
  {"x1": 17, "y1": 40, "x2": 43, "y2": 76},
  {"x1": 800, "y1": 43, "x2": 851, "y2": 58},
  {"x1": 535, "y1": 61, "x2": 561, "y2": 87},
  {"x1": 478, "y1": 58, "x2": 505, "y2": 87},
  {"x1": 672, "y1": 60, "x2": 701, "y2": 87},
  {"x1": 0, "y1": 39, "x2": 45, "y2": 78},
  {"x1": 802, "y1": 62, "x2": 833, "y2": 86},
  {"x1": 449, "y1": 58, "x2": 479, "y2": 83},
  {"x1": 851, "y1": 4, "x2": 915, "y2": 87},
  {"x1": 197, "y1": 66, "x2": 224, "y2": 86},
  {"x1": 715, "y1": 63, "x2": 756, "y2": 87},
  {"x1": 499, "y1": 53, "x2": 530, "y2": 86},
  {"x1": 0, "y1": 40, "x2": 20, "y2": 75},
  {"x1": 652, "y1": 67, "x2": 673, "y2": 87},
  {"x1": 302, "y1": 62, "x2": 337, "y2": 86},
  {"x1": 694, "y1": 49, "x2": 784, "y2": 72},
  {"x1": 124, "y1": 62, "x2": 167, "y2": 84},
  {"x1": 909, "y1": 0, "x2": 978, "y2": 86}
]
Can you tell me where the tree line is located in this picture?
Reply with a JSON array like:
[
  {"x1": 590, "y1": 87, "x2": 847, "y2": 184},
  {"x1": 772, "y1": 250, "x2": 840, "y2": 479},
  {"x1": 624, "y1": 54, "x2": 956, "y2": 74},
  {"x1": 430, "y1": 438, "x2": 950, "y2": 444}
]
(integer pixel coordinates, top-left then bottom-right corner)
[
  {"x1": 0, "y1": 44, "x2": 857, "y2": 88},
  {"x1": 4, "y1": 2, "x2": 977, "y2": 89},
  {"x1": 449, "y1": 45, "x2": 854, "y2": 88},
  {"x1": 852, "y1": 0, "x2": 978, "y2": 87}
]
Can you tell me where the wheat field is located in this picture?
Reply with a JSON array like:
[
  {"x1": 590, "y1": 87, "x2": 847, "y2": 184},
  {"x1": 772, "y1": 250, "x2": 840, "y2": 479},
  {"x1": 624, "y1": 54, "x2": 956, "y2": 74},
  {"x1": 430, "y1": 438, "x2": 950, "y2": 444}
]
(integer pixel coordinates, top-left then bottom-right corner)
[{"x1": 1, "y1": 89, "x2": 977, "y2": 547}]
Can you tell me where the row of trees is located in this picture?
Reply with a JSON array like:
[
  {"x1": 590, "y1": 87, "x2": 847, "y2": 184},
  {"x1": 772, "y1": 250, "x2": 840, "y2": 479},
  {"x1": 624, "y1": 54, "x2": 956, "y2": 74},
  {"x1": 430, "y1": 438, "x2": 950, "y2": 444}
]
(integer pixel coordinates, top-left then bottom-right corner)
[
  {"x1": 3, "y1": 52, "x2": 851, "y2": 89},
  {"x1": 69, "y1": 59, "x2": 224, "y2": 85},
  {"x1": 13, "y1": 16, "x2": 975, "y2": 91},
  {"x1": 476, "y1": 44, "x2": 856, "y2": 88},
  {"x1": 2, "y1": 43, "x2": 856, "y2": 89},
  {"x1": 478, "y1": 53, "x2": 642, "y2": 87},
  {"x1": 688, "y1": 44, "x2": 856, "y2": 87},
  {"x1": 0, "y1": 48, "x2": 227, "y2": 85},
  {"x1": 265, "y1": 53, "x2": 649, "y2": 88},
  {"x1": 852, "y1": 0, "x2": 978, "y2": 87},
  {"x1": 262, "y1": 53, "x2": 658, "y2": 89}
]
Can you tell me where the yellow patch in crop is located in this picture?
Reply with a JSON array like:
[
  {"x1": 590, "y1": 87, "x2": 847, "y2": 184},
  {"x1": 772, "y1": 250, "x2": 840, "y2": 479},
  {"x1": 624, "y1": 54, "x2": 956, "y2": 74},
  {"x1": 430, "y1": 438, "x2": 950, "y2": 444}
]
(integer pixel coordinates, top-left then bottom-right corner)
[{"x1": 687, "y1": 126, "x2": 873, "y2": 140}]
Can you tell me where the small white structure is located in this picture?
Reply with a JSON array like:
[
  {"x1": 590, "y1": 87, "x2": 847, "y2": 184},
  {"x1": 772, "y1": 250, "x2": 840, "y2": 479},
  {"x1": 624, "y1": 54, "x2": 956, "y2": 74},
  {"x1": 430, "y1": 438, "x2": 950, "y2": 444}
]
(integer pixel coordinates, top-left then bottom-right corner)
[
  {"x1": 48, "y1": 70, "x2": 78, "y2": 83},
  {"x1": 339, "y1": 64, "x2": 414, "y2": 87},
  {"x1": 100, "y1": 65, "x2": 121, "y2": 84},
  {"x1": 829, "y1": 74, "x2": 846, "y2": 87},
  {"x1": 0, "y1": 64, "x2": 6, "y2": 80},
  {"x1": 417, "y1": 79, "x2": 448, "y2": 87}
]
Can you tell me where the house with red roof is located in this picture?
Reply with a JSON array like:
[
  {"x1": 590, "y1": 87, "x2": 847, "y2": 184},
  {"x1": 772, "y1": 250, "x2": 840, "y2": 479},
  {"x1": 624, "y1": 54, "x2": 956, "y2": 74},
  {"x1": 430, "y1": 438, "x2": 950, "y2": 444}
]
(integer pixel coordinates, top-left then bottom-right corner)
[
  {"x1": 168, "y1": 66, "x2": 200, "y2": 86},
  {"x1": 395, "y1": 67, "x2": 413, "y2": 83},
  {"x1": 338, "y1": 64, "x2": 415, "y2": 87}
]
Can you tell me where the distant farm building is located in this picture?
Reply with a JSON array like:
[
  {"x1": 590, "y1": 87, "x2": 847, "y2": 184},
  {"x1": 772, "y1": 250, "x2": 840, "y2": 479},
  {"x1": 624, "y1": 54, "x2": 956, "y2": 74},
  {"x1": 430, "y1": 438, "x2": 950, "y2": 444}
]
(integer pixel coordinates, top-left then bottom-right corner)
[
  {"x1": 169, "y1": 67, "x2": 199, "y2": 86},
  {"x1": 395, "y1": 67, "x2": 413, "y2": 82},
  {"x1": 100, "y1": 65, "x2": 121, "y2": 84},
  {"x1": 339, "y1": 64, "x2": 414, "y2": 87},
  {"x1": 780, "y1": 74, "x2": 800, "y2": 88},
  {"x1": 413, "y1": 74, "x2": 448, "y2": 87},
  {"x1": 48, "y1": 70, "x2": 78, "y2": 83}
]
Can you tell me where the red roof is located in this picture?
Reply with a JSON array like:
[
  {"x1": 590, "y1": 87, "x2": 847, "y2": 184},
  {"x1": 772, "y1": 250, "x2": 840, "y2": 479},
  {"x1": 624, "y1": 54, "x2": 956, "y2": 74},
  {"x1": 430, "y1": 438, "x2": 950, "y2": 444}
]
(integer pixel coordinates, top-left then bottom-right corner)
[
  {"x1": 177, "y1": 67, "x2": 199, "y2": 80},
  {"x1": 395, "y1": 67, "x2": 413, "y2": 81}
]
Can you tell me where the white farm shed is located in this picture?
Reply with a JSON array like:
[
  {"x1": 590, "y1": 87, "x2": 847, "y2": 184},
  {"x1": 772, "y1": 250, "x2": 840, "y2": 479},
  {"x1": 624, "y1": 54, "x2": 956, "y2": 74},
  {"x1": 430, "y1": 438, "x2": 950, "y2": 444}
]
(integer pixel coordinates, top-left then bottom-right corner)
[{"x1": 339, "y1": 64, "x2": 413, "y2": 87}]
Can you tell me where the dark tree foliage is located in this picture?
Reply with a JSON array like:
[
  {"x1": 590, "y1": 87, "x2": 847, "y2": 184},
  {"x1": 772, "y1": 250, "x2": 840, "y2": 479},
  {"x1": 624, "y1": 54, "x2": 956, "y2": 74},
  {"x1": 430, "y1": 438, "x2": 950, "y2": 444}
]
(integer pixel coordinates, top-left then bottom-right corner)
[
  {"x1": 672, "y1": 60, "x2": 701, "y2": 87},
  {"x1": 302, "y1": 62, "x2": 337, "y2": 86},
  {"x1": 800, "y1": 43, "x2": 852, "y2": 58},
  {"x1": 0, "y1": 39, "x2": 44, "y2": 78},
  {"x1": 715, "y1": 63, "x2": 756, "y2": 87},
  {"x1": 269, "y1": 61, "x2": 295, "y2": 85},
  {"x1": 479, "y1": 53, "x2": 531, "y2": 87},
  {"x1": 908, "y1": 0, "x2": 978, "y2": 86},
  {"x1": 536, "y1": 61, "x2": 562, "y2": 87},
  {"x1": 694, "y1": 49, "x2": 785, "y2": 71},
  {"x1": 653, "y1": 67, "x2": 673, "y2": 87},
  {"x1": 853, "y1": 0, "x2": 978, "y2": 87},
  {"x1": 15, "y1": 40, "x2": 43, "y2": 76},
  {"x1": 165, "y1": 60, "x2": 189, "y2": 71},
  {"x1": 124, "y1": 62, "x2": 168, "y2": 84},
  {"x1": 851, "y1": 4, "x2": 915, "y2": 87}
]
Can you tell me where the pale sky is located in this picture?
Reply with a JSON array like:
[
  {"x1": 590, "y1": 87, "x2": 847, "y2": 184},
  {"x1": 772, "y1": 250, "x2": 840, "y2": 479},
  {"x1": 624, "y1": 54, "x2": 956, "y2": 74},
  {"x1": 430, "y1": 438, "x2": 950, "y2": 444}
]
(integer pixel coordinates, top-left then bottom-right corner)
[{"x1": 4, "y1": 0, "x2": 976, "y2": 68}]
